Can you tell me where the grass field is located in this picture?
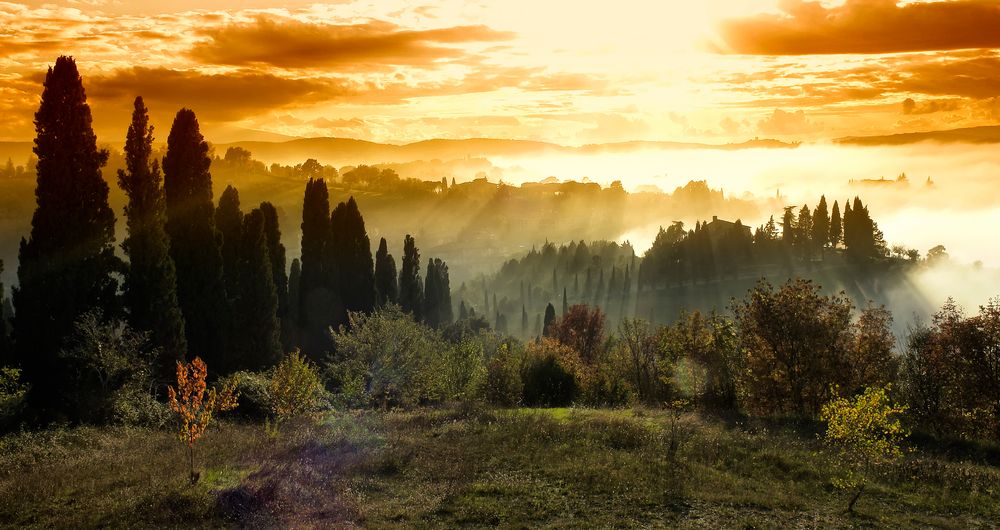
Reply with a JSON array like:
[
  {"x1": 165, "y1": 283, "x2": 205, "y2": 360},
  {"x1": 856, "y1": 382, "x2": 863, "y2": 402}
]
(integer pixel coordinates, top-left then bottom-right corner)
[{"x1": 1, "y1": 406, "x2": 998, "y2": 529}]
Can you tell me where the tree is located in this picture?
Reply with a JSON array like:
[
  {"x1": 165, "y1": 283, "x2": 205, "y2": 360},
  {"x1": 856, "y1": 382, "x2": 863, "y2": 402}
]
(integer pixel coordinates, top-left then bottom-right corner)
[
  {"x1": 543, "y1": 303, "x2": 556, "y2": 336},
  {"x1": 330, "y1": 197, "x2": 375, "y2": 324},
  {"x1": 298, "y1": 178, "x2": 337, "y2": 358},
  {"x1": 167, "y1": 357, "x2": 238, "y2": 483},
  {"x1": 287, "y1": 258, "x2": 301, "y2": 343},
  {"x1": 117, "y1": 96, "x2": 186, "y2": 379},
  {"x1": 14, "y1": 56, "x2": 122, "y2": 419},
  {"x1": 398, "y1": 234, "x2": 424, "y2": 321},
  {"x1": 423, "y1": 258, "x2": 453, "y2": 329},
  {"x1": 812, "y1": 195, "x2": 830, "y2": 252},
  {"x1": 374, "y1": 237, "x2": 398, "y2": 307},
  {"x1": 268, "y1": 350, "x2": 322, "y2": 429},
  {"x1": 163, "y1": 109, "x2": 229, "y2": 372},
  {"x1": 548, "y1": 304, "x2": 606, "y2": 364},
  {"x1": 821, "y1": 386, "x2": 908, "y2": 512},
  {"x1": 215, "y1": 185, "x2": 243, "y2": 298},
  {"x1": 797, "y1": 204, "x2": 812, "y2": 259},
  {"x1": 0, "y1": 260, "x2": 9, "y2": 364},
  {"x1": 231, "y1": 208, "x2": 281, "y2": 370},
  {"x1": 259, "y1": 202, "x2": 290, "y2": 350},
  {"x1": 829, "y1": 200, "x2": 842, "y2": 248}
]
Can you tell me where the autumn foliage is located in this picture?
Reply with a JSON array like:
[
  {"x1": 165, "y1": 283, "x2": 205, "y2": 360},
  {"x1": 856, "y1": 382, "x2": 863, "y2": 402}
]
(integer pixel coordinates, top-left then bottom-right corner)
[{"x1": 167, "y1": 357, "x2": 238, "y2": 482}]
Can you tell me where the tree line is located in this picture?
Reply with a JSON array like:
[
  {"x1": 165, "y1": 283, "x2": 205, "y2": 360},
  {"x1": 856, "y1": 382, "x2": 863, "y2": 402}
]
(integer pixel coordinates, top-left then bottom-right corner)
[{"x1": 0, "y1": 57, "x2": 453, "y2": 422}]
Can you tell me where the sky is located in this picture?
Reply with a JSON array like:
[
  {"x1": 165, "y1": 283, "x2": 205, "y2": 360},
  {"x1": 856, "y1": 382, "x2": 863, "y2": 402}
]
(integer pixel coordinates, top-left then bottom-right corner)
[{"x1": 2, "y1": 0, "x2": 1000, "y2": 144}]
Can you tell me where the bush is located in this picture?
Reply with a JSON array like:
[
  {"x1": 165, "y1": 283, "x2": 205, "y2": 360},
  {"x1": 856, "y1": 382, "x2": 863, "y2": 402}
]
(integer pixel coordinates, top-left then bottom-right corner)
[
  {"x1": 0, "y1": 366, "x2": 27, "y2": 429},
  {"x1": 521, "y1": 339, "x2": 581, "y2": 407},
  {"x1": 110, "y1": 382, "x2": 171, "y2": 427},
  {"x1": 219, "y1": 371, "x2": 273, "y2": 421},
  {"x1": 482, "y1": 342, "x2": 522, "y2": 407},
  {"x1": 269, "y1": 350, "x2": 323, "y2": 424}
]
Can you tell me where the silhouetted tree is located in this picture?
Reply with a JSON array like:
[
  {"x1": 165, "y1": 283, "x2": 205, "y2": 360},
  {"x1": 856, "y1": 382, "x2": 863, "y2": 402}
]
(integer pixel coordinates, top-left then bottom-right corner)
[
  {"x1": 215, "y1": 185, "x2": 243, "y2": 297},
  {"x1": 287, "y1": 258, "x2": 301, "y2": 336},
  {"x1": 117, "y1": 96, "x2": 186, "y2": 377},
  {"x1": 0, "y1": 260, "x2": 10, "y2": 363},
  {"x1": 399, "y1": 235, "x2": 424, "y2": 321},
  {"x1": 812, "y1": 195, "x2": 830, "y2": 253},
  {"x1": 231, "y1": 208, "x2": 281, "y2": 369},
  {"x1": 829, "y1": 200, "x2": 842, "y2": 248},
  {"x1": 423, "y1": 258, "x2": 453, "y2": 328},
  {"x1": 163, "y1": 108, "x2": 229, "y2": 372},
  {"x1": 562, "y1": 287, "x2": 568, "y2": 316},
  {"x1": 259, "y1": 202, "x2": 289, "y2": 350},
  {"x1": 543, "y1": 303, "x2": 556, "y2": 336},
  {"x1": 298, "y1": 178, "x2": 337, "y2": 358},
  {"x1": 330, "y1": 197, "x2": 375, "y2": 324},
  {"x1": 374, "y1": 237, "x2": 398, "y2": 307},
  {"x1": 14, "y1": 57, "x2": 122, "y2": 419}
]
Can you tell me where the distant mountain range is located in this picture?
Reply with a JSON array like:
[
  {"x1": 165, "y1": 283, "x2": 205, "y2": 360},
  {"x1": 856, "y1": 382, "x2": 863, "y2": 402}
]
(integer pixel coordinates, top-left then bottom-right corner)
[
  {"x1": 215, "y1": 137, "x2": 799, "y2": 166},
  {"x1": 835, "y1": 125, "x2": 1000, "y2": 146}
]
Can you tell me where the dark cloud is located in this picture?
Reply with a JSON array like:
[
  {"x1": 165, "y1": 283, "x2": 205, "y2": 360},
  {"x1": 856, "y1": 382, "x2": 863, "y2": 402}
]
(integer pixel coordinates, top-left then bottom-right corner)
[
  {"x1": 189, "y1": 17, "x2": 514, "y2": 70},
  {"x1": 717, "y1": 0, "x2": 1000, "y2": 55},
  {"x1": 86, "y1": 67, "x2": 356, "y2": 121}
]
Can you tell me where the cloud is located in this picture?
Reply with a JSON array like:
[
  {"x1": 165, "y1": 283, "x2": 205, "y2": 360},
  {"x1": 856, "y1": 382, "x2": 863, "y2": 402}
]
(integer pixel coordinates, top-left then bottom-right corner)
[
  {"x1": 86, "y1": 67, "x2": 356, "y2": 121},
  {"x1": 902, "y1": 97, "x2": 964, "y2": 115},
  {"x1": 757, "y1": 109, "x2": 814, "y2": 135},
  {"x1": 717, "y1": 0, "x2": 1000, "y2": 55},
  {"x1": 189, "y1": 16, "x2": 514, "y2": 70}
]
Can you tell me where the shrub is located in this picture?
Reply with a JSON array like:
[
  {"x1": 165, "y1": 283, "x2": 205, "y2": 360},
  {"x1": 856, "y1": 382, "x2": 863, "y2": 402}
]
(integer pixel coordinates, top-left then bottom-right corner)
[
  {"x1": 482, "y1": 343, "x2": 522, "y2": 407},
  {"x1": 0, "y1": 366, "x2": 27, "y2": 429},
  {"x1": 820, "y1": 385, "x2": 908, "y2": 512},
  {"x1": 269, "y1": 350, "x2": 323, "y2": 425},
  {"x1": 218, "y1": 371, "x2": 272, "y2": 420},
  {"x1": 521, "y1": 339, "x2": 581, "y2": 407}
]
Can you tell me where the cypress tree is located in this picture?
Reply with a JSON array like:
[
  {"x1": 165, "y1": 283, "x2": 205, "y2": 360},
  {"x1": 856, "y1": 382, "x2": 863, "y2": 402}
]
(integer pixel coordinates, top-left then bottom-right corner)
[
  {"x1": 0, "y1": 260, "x2": 9, "y2": 364},
  {"x1": 259, "y1": 202, "x2": 290, "y2": 350},
  {"x1": 829, "y1": 200, "x2": 842, "y2": 248},
  {"x1": 13, "y1": 57, "x2": 122, "y2": 419},
  {"x1": 231, "y1": 208, "x2": 281, "y2": 370},
  {"x1": 423, "y1": 258, "x2": 453, "y2": 328},
  {"x1": 458, "y1": 300, "x2": 469, "y2": 320},
  {"x1": 543, "y1": 303, "x2": 556, "y2": 336},
  {"x1": 374, "y1": 237, "x2": 398, "y2": 307},
  {"x1": 163, "y1": 108, "x2": 229, "y2": 371},
  {"x1": 287, "y1": 258, "x2": 301, "y2": 345},
  {"x1": 215, "y1": 185, "x2": 243, "y2": 298},
  {"x1": 117, "y1": 96, "x2": 186, "y2": 376},
  {"x1": 330, "y1": 196, "x2": 375, "y2": 324},
  {"x1": 812, "y1": 195, "x2": 830, "y2": 251},
  {"x1": 521, "y1": 305, "x2": 528, "y2": 336},
  {"x1": 298, "y1": 178, "x2": 337, "y2": 358},
  {"x1": 562, "y1": 287, "x2": 568, "y2": 315},
  {"x1": 398, "y1": 234, "x2": 423, "y2": 321}
]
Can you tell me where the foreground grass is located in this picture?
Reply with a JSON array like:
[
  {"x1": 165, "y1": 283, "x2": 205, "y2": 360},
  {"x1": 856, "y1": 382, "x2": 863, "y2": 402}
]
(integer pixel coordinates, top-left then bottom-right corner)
[{"x1": 0, "y1": 407, "x2": 997, "y2": 528}]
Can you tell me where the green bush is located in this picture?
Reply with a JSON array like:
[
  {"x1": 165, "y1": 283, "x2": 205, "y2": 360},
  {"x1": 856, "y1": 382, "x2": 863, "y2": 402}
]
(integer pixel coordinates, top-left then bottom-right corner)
[
  {"x1": 482, "y1": 343, "x2": 522, "y2": 407},
  {"x1": 219, "y1": 371, "x2": 272, "y2": 420},
  {"x1": 0, "y1": 366, "x2": 27, "y2": 429}
]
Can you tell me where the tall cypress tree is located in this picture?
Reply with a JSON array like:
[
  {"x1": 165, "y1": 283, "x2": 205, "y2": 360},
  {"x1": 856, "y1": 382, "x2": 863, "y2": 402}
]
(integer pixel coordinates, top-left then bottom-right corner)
[
  {"x1": 398, "y1": 234, "x2": 423, "y2": 321},
  {"x1": 811, "y1": 195, "x2": 830, "y2": 252},
  {"x1": 423, "y1": 258, "x2": 453, "y2": 328},
  {"x1": 163, "y1": 109, "x2": 229, "y2": 372},
  {"x1": 231, "y1": 208, "x2": 281, "y2": 370},
  {"x1": 215, "y1": 185, "x2": 243, "y2": 298},
  {"x1": 298, "y1": 178, "x2": 337, "y2": 358},
  {"x1": 330, "y1": 196, "x2": 375, "y2": 324},
  {"x1": 374, "y1": 237, "x2": 398, "y2": 307},
  {"x1": 287, "y1": 258, "x2": 301, "y2": 347},
  {"x1": 259, "y1": 202, "x2": 290, "y2": 350},
  {"x1": 543, "y1": 303, "x2": 556, "y2": 336},
  {"x1": 0, "y1": 260, "x2": 10, "y2": 364},
  {"x1": 829, "y1": 200, "x2": 842, "y2": 248},
  {"x1": 14, "y1": 57, "x2": 122, "y2": 419},
  {"x1": 117, "y1": 96, "x2": 186, "y2": 376}
]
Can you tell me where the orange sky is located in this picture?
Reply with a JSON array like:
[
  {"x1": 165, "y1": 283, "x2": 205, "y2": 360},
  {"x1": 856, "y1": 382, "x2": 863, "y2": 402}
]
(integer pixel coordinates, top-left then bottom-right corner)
[{"x1": 2, "y1": 0, "x2": 999, "y2": 144}]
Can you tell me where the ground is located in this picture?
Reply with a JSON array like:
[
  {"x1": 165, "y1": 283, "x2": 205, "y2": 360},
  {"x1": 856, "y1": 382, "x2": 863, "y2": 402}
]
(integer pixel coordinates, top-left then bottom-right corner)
[{"x1": 1, "y1": 406, "x2": 998, "y2": 529}]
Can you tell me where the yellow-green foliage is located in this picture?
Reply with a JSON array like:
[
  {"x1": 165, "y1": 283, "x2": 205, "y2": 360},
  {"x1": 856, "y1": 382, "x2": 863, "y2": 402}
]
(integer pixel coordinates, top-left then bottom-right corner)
[
  {"x1": 269, "y1": 350, "x2": 322, "y2": 423},
  {"x1": 821, "y1": 385, "x2": 908, "y2": 462},
  {"x1": 0, "y1": 366, "x2": 27, "y2": 419}
]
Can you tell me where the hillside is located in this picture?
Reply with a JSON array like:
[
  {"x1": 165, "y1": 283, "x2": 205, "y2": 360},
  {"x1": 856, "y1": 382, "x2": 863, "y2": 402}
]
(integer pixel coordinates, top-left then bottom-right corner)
[{"x1": 835, "y1": 125, "x2": 1000, "y2": 146}]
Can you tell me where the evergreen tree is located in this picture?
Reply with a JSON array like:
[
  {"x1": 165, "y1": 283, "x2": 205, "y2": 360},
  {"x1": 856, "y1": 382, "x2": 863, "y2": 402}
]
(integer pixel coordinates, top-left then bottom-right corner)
[
  {"x1": 117, "y1": 96, "x2": 186, "y2": 376},
  {"x1": 215, "y1": 185, "x2": 243, "y2": 297},
  {"x1": 298, "y1": 178, "x2": 337, "y2": 358},
  {"x1": 287, "y1": 258, "x2": 301, "y2": 334},
  {"x1": 458, "y1": 300, "x2": 469, "y2": 320},
  {"x1": 163, "y1": 108, "x2": 229, "y2": 371},
  {"x1": 812, "y1": 195, "x2": 830, "y2": 252},
  {"x1": 13, "y1": 57, "x2": 122, "y2": 418},
  {"x1": 797, "y1": 205, "x2": 812, "y2": 259},
  {"x1": 330, "y1": 197, "x2": 375, "y2": 324},
  {"x1": 423, "y1": 258, "x2": 453, "y2": 328},
  {"x1": 374, "y1": 237, "x2": 398, "y2": 307},
  {"x1": 231, "y1": 208, "x2": 281, "y2": 369},
  {"x1": 543, "y1": 303, "x2": 556, "y2": 336},
  {"x1": 259, "y1": 202, "x2": 289, "y2": 350},
  {"x1": 521, "y1": 305, "x2": 528, "y2": 336},
  {"x1": 562, "y1": 287, "x2": 568, "y2": 316},
  {"x1": 843, "y1": 200, "x2": 854, "y2": 251},
  {"x1": 0, "y1": 260, "x2": 10, "y2": 363},
  {"x1": 829, "y1": 200, "x2": 842, "y2": 248},
  {"x1": 398, "y1": 234, "x2": 423, "y2": 321}
]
